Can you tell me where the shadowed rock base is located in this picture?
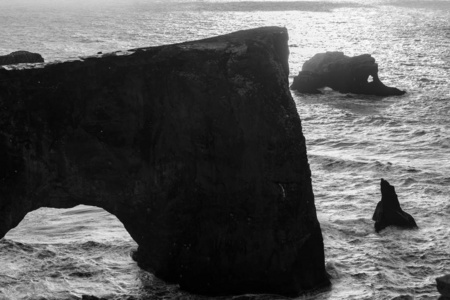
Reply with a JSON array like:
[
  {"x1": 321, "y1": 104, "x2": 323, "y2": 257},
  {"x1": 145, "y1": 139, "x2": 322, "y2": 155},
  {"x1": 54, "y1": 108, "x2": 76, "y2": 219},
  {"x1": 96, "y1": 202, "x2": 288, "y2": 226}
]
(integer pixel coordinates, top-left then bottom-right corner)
[
  {"x1": 372, "y1": 179, "x2": 418, "y2": 232},
  {"x1": 437, "y1": 275, "x2": 450, "y2": 299},
  {"x1": 0, "y1": 27, "x2": 329, "y2": 296}
]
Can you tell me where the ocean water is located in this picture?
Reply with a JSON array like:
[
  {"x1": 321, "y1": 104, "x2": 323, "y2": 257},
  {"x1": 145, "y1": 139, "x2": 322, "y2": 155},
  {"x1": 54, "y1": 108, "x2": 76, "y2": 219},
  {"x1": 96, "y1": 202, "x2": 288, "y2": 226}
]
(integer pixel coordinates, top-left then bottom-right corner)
[{"x1": 1, "y1": 0, "x2": 450, "y2": 299}]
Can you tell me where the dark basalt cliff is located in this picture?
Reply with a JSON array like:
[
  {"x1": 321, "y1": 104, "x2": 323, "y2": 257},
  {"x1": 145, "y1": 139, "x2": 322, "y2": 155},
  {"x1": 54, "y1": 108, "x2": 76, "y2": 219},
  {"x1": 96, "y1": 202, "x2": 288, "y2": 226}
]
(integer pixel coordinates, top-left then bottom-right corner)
[{"x1": 0, "y1": 27, "x2": 329, "y2": 296}]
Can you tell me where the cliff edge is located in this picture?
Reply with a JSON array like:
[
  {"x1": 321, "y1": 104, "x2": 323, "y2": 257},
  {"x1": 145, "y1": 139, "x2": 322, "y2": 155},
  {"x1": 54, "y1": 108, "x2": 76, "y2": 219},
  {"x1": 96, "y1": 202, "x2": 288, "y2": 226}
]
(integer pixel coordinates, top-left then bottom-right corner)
[{"x1": 0, "y1": 27, "x2": 329, "y2": 296}]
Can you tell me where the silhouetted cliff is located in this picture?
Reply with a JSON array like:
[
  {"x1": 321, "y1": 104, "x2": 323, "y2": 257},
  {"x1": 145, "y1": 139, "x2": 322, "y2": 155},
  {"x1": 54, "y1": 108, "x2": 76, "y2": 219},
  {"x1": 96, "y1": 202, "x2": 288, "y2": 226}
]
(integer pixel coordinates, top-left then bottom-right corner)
[{"x1": 0, "y1": 27, "x2": 329, "y2": 296}]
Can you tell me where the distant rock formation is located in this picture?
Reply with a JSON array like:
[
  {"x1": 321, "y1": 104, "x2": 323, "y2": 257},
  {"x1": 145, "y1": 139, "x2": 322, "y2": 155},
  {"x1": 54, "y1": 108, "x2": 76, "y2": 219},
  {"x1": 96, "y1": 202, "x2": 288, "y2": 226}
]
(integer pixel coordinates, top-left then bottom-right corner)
[
  {"x1": 0, "y1": 27, "x2": 329, "y2": 296},
  {"x1": 81, "y1": 296, "x2": 108, "y2": 300},
  {"x1": 291, "y1": 52, "x2": 406, "y2": 96},
  {"x1": 372, "y1": 179, "x2": 418, "y2": 232},
  {"x1": 436, "y1": 275, "x2": 450, "y2": 299},
  {"x1": 0, "y1": 51, "x2": 44, "y2": 66},
  {"x1": 391, "y1": 295, "x2": 414, "y2": 300}
]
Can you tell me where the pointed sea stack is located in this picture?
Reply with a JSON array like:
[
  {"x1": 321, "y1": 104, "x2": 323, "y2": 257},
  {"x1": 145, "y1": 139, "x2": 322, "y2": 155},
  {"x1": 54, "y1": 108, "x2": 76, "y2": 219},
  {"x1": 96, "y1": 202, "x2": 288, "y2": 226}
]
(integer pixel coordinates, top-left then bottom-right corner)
[
  {"x1": 0, "y1": 27, "x2": 329, "y2": 296},
  {"x1": 372, "y1": 179, "x2": 418, "y2": 232}
]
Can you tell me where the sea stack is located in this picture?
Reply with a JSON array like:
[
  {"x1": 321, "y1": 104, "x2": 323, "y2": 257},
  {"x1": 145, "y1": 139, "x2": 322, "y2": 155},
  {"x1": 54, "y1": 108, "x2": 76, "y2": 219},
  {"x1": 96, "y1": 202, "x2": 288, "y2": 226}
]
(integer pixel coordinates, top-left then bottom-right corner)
[
  {"x1": 0, "y1": 50, "x2": 44, "y2": 66},
  {"x1": 291, "y1": 52, "x2": 406, "y2": 96},
  {"x1": 372, "y1": 179, "x2": 418, "y2": 232},
  {"x1": 0, "y1": 27, "x2": 329, "y2": 296}
]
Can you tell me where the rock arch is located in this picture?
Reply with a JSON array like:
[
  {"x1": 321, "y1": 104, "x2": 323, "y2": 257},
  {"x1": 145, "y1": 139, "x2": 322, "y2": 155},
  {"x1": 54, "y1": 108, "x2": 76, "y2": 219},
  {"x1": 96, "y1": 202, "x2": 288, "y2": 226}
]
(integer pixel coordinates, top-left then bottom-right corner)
[
  {"x1": 291, "y1": 51, "x2": 406, "y2": 96},
  {"x1": 0, "y1": 27, "x2": 329, "y2": 296}
]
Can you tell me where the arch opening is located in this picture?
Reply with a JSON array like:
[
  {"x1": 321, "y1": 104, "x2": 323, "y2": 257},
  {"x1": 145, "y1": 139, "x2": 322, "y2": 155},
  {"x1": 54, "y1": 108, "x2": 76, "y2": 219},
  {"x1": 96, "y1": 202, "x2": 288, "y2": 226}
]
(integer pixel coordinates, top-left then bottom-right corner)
[{"x1": 0, "y1": 205, "x2": 164, "y2": 300}]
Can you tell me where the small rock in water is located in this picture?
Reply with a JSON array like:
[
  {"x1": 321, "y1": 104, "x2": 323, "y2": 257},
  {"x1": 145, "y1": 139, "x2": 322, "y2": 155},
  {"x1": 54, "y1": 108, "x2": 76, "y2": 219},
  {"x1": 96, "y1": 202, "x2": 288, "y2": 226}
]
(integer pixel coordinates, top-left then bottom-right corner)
[
  {"x1": 372, "y1": 178, "x2": 418, "y2": 232},
  {"x1": 437, "y1": 275, "x2": 450, "y2": 298},
  {"x1": 0, "y1": 50, "x2": 44, "y2": 66},
  {"x1": 391, "y1": 295, "x2": 414, "y2": 300},
  {"x1": 81, "y1": 295, "x2": 108, "y2": 300}
]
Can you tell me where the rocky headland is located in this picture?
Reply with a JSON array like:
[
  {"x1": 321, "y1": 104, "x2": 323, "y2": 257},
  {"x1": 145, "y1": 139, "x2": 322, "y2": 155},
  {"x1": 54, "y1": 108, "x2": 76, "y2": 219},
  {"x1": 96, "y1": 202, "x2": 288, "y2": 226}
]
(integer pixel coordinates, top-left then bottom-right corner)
[
  {"x1": 0, "y1": 27, "x2": 329, "y2": 296},
  {"x1": 291, "y1": 51, "x2": 406, "y2": 96}
]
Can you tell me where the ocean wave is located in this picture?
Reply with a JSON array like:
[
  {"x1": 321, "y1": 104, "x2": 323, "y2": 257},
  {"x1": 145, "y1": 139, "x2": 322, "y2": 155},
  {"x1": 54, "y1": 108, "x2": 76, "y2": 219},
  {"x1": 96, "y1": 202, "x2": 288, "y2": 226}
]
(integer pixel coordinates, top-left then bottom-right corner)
[
  {"x1": 0, "y1": 239, "x2": 35, "y2": 253},
  {"x1": 0, "y1": 238, "x2": 141, "y2": 300},
  {"x1": 309, "y1": 154, "x2": 418, "y2": 175}
]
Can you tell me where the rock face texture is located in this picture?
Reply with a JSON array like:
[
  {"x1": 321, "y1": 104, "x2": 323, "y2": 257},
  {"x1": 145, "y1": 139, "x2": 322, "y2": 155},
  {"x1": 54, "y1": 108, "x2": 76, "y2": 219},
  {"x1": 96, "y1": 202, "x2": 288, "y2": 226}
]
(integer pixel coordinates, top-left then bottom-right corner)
[
  {"x1": 436, "y1": 275, "x2": 450, "y2": 299},
  {"x1": 372, "y1": 179, "x2": 418, "y2": 232},
  {"x1": 291, "y1": 52, "x2": 406, "y2": 96},
  {"x1": 0, "y1": 27, "x2": 329, "y2": 296},
  {"x1": 0, "y1": 50, "x2": 44, "y2": 66}
]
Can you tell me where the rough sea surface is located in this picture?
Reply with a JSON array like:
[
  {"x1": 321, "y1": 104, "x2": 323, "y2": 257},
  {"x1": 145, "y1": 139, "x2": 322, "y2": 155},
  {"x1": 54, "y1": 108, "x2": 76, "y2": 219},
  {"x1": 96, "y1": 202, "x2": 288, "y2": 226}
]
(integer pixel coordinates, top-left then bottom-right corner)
[{"x1": 1, "y1": 0, "x2": 449, "y2": 299}]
